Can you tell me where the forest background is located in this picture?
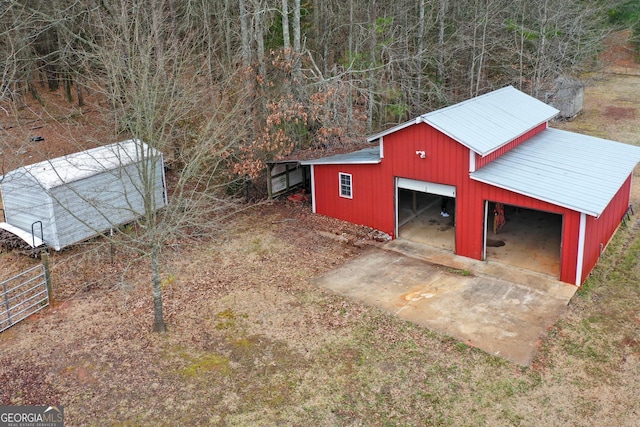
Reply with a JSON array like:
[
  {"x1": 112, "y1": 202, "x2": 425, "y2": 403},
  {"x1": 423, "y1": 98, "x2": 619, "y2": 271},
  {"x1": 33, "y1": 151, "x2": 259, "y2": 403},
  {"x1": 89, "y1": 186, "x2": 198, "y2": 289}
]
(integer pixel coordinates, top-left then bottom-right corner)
[{"x1": 2, "y1": 0, "x2": 639, "y2": 178}]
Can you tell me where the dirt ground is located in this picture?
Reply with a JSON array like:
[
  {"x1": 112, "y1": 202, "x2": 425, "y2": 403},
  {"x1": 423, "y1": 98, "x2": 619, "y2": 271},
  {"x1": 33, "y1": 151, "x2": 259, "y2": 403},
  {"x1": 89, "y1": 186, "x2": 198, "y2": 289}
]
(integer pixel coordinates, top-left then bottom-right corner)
[{"x1": 1, "y1": 32, "x2": 640, "y2": 426}]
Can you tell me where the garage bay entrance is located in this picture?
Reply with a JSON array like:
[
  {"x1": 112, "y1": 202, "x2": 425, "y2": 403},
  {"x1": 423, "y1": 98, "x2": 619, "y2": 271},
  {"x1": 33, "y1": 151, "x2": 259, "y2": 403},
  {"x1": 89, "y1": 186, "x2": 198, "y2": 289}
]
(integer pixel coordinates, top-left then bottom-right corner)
[
  {"x1": 395, "y1": 178, "x2": 456, "y2": 252},
  {"x1": 484, "y1": 202, "x2": 562, "y2": 278}
]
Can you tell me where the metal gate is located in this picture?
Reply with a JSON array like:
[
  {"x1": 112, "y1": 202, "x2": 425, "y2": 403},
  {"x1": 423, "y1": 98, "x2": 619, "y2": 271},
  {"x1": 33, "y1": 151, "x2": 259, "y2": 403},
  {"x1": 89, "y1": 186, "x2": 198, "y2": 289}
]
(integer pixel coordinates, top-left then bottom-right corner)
[{"x1": 1, "y1": 264, "x2": 49, "y2": 332}]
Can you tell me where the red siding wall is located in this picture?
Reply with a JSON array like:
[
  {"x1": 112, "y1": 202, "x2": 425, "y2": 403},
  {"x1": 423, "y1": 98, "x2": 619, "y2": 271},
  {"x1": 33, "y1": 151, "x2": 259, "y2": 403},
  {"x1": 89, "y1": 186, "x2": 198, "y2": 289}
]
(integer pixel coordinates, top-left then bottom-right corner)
[
  {"x1": 384, "y1": 123, "x2": 470, "y2": 183},
  {"x1": 384, "y1": 124, "x2": 472, "y2": 251},
  {"x1": 582, "y1": 174, "x2": 633, "y2": 282},
  {"x1": 311, "y1": 162, "x2": 396, "y2": 236},
  {"x1": 311, "y1": 120, "x2": 627, "y2": 285},
  {"x1": 475, "y1": 123, "x2": 547, "y2": 169}
]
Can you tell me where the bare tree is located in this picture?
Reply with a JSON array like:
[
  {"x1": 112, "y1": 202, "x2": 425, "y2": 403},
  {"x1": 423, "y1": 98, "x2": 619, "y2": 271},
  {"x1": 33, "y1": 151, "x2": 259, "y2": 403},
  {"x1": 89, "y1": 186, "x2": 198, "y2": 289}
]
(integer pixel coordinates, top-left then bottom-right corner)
[
  {"x1": 83, "y1": 0, "x2": 251, "y2": 332},
  {"x1": 281, "y1": 0, "x2": 291, "y2": 64}
]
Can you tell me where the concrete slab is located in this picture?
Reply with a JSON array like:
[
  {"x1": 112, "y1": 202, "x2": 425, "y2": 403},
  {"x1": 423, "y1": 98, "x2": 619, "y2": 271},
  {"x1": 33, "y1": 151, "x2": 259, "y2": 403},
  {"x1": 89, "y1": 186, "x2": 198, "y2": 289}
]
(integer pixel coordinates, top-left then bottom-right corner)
[{"x1": 313, "y1": 240, "x2": 577, "y2": 366}]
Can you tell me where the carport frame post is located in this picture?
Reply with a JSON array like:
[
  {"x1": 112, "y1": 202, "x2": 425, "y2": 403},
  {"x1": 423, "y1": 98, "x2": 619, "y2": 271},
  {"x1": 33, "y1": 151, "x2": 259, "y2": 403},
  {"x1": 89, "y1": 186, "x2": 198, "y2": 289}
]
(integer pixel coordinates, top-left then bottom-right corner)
[{"x1": 483, "y1": 201, "x2": 489, "y2": 261}]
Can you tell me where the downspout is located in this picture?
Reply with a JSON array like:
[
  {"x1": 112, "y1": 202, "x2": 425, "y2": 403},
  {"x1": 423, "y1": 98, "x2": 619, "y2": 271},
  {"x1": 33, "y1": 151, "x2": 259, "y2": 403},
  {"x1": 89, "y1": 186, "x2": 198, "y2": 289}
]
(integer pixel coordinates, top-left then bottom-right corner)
[
  {"x1": 575, "y1": 212, "x2": 587, "y2": 286},
  {"x1": 309, "y1": 165, "x2": 316, "y2": 213}
]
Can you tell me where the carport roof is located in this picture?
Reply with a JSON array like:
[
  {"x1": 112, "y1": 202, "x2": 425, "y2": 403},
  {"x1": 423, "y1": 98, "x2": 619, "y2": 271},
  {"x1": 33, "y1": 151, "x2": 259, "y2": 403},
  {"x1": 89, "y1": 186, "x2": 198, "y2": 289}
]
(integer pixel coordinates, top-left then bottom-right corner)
[
  {"x1": 300, "y1": 146, "x2": 381, "y2": 165},
  {"x1": 470, "y1": 128, "x2": 640, "y2": 217}
]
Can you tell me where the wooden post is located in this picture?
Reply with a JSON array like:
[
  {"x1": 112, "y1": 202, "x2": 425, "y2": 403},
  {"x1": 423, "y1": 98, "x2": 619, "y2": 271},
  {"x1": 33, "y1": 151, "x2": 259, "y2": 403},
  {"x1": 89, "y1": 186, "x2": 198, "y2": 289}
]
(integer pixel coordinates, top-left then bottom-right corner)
[
  {"x1": 41, "y1": 252, "x2": 53, "y2": 303},
  {"x1": 267, "y1": 164, "x2": 273, "y2": 199}
]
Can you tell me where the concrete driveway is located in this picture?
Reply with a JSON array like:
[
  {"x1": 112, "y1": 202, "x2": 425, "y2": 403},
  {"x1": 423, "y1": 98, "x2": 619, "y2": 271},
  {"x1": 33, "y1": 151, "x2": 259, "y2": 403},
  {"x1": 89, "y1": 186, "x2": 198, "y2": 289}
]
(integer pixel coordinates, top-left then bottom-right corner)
[{"x1": 313, "y1": 239, "x2": 577, "y2": 366}]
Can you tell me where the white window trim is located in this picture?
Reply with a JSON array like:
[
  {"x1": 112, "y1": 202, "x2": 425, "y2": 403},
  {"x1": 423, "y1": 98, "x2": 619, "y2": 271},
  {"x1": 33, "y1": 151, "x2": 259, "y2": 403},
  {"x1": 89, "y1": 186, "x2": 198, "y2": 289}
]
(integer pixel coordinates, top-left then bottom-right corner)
[{"x1": 339, "y1": 172, "x2": 353, "y2": 199}]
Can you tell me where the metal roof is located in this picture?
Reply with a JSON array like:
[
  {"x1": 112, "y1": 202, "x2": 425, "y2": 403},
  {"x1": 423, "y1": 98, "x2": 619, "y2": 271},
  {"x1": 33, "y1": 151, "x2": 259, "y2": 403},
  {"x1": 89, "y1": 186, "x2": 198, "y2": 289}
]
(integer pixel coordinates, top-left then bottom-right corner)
[
  {"x1": 300, "y1": 146, "x2": 381, "y2": 165},
  {"x1": 470, "y1": 128, "x2": 640, "y2": 217},
  {"x1": 419, "y1": 86, "x2": 559, "y2": 156},
  {"x1": 367, "y1": 86, "x2": 559, "y2": 157},
  {"x1": 3, "y1": 139, "x2": 158, "y2": 189}
]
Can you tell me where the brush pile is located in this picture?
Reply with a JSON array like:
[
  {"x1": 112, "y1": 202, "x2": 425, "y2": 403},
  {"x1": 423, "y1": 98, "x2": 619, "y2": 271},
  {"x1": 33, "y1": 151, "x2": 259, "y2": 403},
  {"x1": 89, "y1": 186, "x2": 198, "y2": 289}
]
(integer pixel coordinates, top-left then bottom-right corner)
[{"x1": 0, "y1": 229, "x2": 32, "y2": 252}]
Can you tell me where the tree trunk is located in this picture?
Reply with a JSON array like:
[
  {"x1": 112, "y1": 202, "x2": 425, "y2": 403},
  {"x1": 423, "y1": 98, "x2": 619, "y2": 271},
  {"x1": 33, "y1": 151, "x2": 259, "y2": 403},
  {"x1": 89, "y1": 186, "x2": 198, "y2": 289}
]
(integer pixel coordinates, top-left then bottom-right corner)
[
  {"x1": 417, "y1": 0, "x2": 425, "y2": 107},
  {"x1": 77, "y1": 77, "x2": 84, "y2": 107},
  {"x1": 150, "y1": 0, "x2": 165, "y2": 76},
  {"x1": 367, "y1": 0, "x2": 376, "y2": 132},
  {"x1": 473, "y1": 4, "x2": 489, "y2": 97},
  {"x1": 282, "y1": 0, "x2": 291, "y2": 63},
  {"x1": 254, "y1": 2, "x2": 266, "y2": 79},
  {"x1": 224, "y1": 0, "x2": 233, "y2": 66},
  {"x1": 292, "y1": 0, "x2": 302, "y2": 84},
  {"x1": 63, "y1": 72, "x2": 73, "y2": 103},
  {"x1": 515, "y1": 3, "x2": 526, "y2": 91},
  {"x1": 533, "y1": 0, "x2": 549, "y2": 98},
  {"x1": 239, "y1": 0, "x2": 252, "y2": 69},
  {"x1": 437, "y1": 0, "x2": 447, "y2": 86},
  {"x1": 151, "y1": 244, "x2": 167, "y2": 333}
]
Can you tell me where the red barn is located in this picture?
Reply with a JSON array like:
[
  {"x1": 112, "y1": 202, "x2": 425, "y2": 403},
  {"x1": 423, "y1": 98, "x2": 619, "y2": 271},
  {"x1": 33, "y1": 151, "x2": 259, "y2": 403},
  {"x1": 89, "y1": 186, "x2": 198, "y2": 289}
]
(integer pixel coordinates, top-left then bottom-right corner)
[{"x1": 301, "y1": 86, "x2": 640, "y2": 286}]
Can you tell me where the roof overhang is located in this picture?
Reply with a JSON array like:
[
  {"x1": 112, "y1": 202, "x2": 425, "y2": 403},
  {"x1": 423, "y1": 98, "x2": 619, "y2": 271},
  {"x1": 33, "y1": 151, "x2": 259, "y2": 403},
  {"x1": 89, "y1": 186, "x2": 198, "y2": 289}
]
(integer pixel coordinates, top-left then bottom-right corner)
[{"x1": 300, "y1": 147, "x2": 382, "y2": 166}]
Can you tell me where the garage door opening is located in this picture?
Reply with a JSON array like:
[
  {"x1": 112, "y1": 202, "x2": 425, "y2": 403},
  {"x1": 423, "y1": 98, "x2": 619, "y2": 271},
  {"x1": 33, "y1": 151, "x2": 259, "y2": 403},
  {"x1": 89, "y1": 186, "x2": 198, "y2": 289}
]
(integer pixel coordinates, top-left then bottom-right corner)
[
  {"x1": 396, "y1": 178, "x2": 456, "y2": 252},
  {"x1": 484, "y1": 202, "x2": 562, "y2": 277}
]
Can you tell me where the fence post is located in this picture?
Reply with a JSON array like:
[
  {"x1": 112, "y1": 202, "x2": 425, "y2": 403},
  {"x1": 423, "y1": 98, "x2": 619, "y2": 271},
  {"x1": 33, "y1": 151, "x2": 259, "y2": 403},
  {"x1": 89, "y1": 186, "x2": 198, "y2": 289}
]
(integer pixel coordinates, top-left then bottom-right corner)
[
  {"x1": 41, "y1": 252, "x2": 53, "y2": 303},
  {"x1": 2, "y1": 280, "x2": 11, "y2": 326}
]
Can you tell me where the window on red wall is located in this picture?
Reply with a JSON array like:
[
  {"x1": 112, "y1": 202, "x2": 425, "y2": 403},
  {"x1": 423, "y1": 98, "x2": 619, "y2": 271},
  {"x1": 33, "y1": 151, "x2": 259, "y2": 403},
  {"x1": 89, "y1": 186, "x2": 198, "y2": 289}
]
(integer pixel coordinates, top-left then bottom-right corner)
[{"x1": 339, "y1": 172, "x2": 352, "y2": 199}]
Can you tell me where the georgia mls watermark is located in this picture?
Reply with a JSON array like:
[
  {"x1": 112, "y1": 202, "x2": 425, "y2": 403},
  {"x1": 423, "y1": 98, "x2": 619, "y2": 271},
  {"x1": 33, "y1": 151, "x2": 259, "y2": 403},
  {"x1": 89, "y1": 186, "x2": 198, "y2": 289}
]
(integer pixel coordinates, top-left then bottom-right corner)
[{"x1": 0, "y1": 406, "x2": 64, "y2": 427}]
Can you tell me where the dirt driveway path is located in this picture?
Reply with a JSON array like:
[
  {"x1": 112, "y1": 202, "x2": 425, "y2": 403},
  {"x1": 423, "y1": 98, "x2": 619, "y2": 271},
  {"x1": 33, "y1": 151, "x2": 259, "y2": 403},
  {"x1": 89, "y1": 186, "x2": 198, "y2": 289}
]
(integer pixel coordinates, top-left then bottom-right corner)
[{"x1": 314, "y1": 241, "x2": 577, "y2": 365}]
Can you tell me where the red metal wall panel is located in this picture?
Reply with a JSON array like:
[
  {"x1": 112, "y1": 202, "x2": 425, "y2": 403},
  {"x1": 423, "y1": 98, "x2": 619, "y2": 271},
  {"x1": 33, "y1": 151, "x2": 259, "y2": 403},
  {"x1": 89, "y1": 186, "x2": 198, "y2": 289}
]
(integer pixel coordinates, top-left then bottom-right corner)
[
  {"x1": 383, "y1": 123, "x2": 472, "y2": 252},
  {"x1": 312, "y1": 163, "x2": 396, "y2": 236},
  {"x1": 582, "y1": 174, "x2": 633, "y2": 282},
  {"x1": 313, "y1": 123, "x2": 470, "y2": 239},
  {"x1": 384, "y1": 123, "x2": 469, "y2": 184},
  {"x1": 310, "y1": 120, "x2": 628, "y2": 285},
  {"x1": 475, "y1": 123, "x2": 547, "y2": 169},
  {"x1": 560, "y1": 210, "x2": 581, "y2": 285}
]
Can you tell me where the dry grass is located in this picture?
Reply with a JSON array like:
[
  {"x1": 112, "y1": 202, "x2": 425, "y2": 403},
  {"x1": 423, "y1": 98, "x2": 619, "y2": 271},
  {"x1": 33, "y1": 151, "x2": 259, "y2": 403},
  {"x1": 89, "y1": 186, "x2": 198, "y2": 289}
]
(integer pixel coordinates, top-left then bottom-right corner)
[
  {"x1": 2, "y1": 171, "x2": 640, "y2": 425},
  {"x1": 2, "y1": 46, "x2": 640, "y2": 426}
]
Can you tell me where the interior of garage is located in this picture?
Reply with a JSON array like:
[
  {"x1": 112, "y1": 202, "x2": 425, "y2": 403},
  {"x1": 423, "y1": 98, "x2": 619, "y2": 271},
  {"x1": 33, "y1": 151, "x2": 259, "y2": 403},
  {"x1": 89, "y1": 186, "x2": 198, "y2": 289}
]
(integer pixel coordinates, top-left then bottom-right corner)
[
  {"x1": 484, "y1": 204, "x2": 562, "y2": 277},
  {"x1": 397, "y1": 189, "x2": 456, "y2": 251},
  {"x1": 397, "y1": 189, "x2": 562, "y2": 278}
]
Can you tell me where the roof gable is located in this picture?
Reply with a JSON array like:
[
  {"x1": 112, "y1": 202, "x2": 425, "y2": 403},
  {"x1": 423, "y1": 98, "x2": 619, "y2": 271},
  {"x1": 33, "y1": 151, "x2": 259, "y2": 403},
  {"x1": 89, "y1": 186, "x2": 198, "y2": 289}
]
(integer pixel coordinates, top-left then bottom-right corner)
[
  {"x1": 470, "y1": 128, "x2": 640, "y2": 217},
  {"x1": 368, "y1": 86, "x2": 559, "y2": 156}
]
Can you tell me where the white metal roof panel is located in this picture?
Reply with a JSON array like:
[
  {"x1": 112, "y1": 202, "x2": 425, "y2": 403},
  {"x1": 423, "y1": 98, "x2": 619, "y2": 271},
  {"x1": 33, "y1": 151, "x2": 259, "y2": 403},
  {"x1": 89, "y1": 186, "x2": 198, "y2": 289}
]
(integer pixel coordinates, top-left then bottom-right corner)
[
  {"x1": 366, "y1": 87, "x2": 558, "y2": 155},
  {"x1": 4, "y1": 139, "x2": 157, "y2": 189},
  {"x1": 300, "y1": 147, "x2": 381, "y2": 165},
  {"x1": 470, "y1": 128, "x2": 640, "y2": 217},
  {"x1": 420, "y1": 86, "x2": 559, "y2": 156}
]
